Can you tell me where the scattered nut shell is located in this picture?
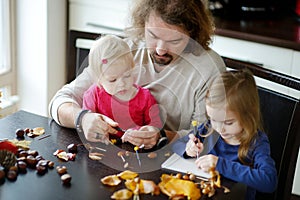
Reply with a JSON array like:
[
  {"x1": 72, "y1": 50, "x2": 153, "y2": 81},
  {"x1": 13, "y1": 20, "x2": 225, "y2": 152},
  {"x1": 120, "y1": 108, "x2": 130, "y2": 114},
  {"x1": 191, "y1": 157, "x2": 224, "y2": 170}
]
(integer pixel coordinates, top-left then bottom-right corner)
[
  {"x1": 111, "y1": 189, "x2": 133, "y2": 200},
  {"x1": 33, "y1": 127, "x2": 45, "y2": 136},
  {"x1": 101, "y1": 175, "x2": 121, "y2": 186},
  {"x1": 147, "y1": 152, "x2": 157, "y2": 159}
]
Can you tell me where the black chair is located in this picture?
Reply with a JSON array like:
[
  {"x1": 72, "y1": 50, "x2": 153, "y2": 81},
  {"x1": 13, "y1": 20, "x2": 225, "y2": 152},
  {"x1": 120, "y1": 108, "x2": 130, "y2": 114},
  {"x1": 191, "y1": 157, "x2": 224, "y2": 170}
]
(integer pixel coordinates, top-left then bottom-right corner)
[
  {"x1": 67, "y1": 30, "x2": 101, "y2": 82},
  {"x1": 223, "y1": 57, "x2": 300, "y2": 200}
]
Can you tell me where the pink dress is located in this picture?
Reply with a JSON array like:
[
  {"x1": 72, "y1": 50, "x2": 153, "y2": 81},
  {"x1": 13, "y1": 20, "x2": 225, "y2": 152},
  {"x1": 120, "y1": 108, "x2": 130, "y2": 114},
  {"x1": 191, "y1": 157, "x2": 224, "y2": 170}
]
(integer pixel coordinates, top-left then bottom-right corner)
[{"x1": 82, "y1": 84, "x2": 162, "y2": 138}]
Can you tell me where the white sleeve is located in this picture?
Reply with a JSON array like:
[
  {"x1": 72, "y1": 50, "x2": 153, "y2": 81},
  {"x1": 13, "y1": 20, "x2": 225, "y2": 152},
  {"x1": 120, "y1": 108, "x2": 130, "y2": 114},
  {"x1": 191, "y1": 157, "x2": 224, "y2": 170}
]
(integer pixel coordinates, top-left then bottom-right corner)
[{"x1": 48, "y1": 67, "x2": 96, "y2": 125}]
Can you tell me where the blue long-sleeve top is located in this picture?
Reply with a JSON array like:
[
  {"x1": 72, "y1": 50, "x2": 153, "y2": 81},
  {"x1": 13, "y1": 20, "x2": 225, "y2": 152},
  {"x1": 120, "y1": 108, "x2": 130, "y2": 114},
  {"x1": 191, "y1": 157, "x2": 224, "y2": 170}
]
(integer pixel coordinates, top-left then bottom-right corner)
[{"x1": 172, "y1": 123, "x2": 278, "y2": 200}]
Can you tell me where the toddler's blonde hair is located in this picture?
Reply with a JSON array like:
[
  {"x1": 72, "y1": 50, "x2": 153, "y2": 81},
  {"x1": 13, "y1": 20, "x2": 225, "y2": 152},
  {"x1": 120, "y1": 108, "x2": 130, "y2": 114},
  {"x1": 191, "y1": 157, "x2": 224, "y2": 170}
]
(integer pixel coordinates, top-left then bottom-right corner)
[{"x1": 89, "y1": 35, "x2": 134, "y2": 77}]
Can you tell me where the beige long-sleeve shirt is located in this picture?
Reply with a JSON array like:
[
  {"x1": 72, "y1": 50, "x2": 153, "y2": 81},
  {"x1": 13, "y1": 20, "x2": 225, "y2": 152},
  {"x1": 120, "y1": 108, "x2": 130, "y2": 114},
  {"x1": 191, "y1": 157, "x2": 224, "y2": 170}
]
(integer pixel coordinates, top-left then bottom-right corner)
[{"x1": 49, "y1": 39, "x2": 225, "y2": 137}]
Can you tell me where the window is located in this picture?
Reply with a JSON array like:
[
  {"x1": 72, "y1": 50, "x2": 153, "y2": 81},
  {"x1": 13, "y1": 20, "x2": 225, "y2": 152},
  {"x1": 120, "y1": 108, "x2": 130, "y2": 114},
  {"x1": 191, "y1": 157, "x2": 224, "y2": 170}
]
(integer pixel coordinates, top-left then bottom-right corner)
[{"x1": 0, "y1": 0, "x2": 18, "y2": 117}]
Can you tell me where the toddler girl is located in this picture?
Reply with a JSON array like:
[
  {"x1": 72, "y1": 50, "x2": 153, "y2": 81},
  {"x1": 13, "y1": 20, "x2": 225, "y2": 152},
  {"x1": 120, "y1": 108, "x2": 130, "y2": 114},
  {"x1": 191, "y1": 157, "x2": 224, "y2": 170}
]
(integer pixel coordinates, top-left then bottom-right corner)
[{"x1": 82, "y1": 35, "x2": 162, "y2": 142}]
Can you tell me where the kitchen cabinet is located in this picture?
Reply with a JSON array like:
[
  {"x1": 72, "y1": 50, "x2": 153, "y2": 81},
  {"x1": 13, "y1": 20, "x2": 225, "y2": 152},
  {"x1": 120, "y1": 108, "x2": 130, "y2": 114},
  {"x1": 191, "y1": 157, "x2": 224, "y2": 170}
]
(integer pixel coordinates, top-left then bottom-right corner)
[
  {"x1": 210, "y1": 35, "x2": 300, "y2": 99},
  {"x1": 68, "y1": 0, "x2": 130, "y2": 35}
]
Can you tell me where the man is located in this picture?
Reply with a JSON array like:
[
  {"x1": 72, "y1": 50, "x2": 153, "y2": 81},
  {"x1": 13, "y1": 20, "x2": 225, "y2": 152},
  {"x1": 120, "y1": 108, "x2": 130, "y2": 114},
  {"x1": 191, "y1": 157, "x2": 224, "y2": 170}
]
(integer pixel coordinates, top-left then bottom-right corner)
[{"x1": 49, "y1": 0, "x2": 226, "y2": 149}]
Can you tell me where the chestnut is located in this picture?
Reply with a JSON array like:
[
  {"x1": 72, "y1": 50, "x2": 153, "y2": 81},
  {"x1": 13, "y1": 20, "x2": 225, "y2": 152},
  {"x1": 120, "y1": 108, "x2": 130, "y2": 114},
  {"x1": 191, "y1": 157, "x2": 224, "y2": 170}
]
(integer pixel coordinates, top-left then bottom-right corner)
[
  {"x1": 67, "y1": 143, "x2": 78, "y2": 153},
  {"x1": 56, "y1": 166, "x2": 67, "y2": 175},
  {"x1": 26, "y1": 155, "x2": 38, "y2": 168},
  {"x1": 24, "y1": 128, "x2": 31, "y2": 133},
  {"x1": 18, "y1": 150, "x2": 28, "y2": 158},
  {"x1": 17, "y1": 161, "x2": 27, "y2": 174},
  {"x1": 0, "y1": 169, "x2": 5, "y2": 183},
  {"x1": 35, "y1": 155, "x2": 44, "y2": 161},
  {"x1": 47, "y1": 161, "x2": 55, "y2": 169},
  {"x1": 61, "y1": 173, "x2": 72, "y2": 185},
  {"x1": 9, "y1": 166, "x2": 18, "y2": 174},
  {"x1": 36, "y1": 165, "x2": 47, "y2": 175},
  {"x1": 15, "y1": 129, "x2": 25, "y2": 138},
  {"x1": 37, "y1": 160, "x2": 48, "y2": 168},
  {"x1": 6, "y1": 170, "x2": 17, "y2": 181},
  {"x1": 27, "y1": 150, "x2": 39, "y2": 157}
]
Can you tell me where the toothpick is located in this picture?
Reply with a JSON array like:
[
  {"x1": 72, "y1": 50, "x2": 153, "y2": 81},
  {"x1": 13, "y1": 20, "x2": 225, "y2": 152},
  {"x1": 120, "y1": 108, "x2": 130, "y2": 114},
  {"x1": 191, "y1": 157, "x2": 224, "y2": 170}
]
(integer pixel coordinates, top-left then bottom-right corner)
[
  {"x1": 94, "y1": 147, "x2": 107, "y2": 152},
  {"x1": 117, "y1": 151, "x2": 126, "y2": 162},
  {"x1": 134, "y1": 146, "x2": 141, "y2": 167}
]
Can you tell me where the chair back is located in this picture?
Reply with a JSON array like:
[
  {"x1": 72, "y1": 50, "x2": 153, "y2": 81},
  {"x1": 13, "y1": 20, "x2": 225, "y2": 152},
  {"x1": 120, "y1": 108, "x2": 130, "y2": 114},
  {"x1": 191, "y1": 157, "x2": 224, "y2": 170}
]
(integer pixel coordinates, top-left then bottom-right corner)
[{"x1": 223, "y1": 57, "x2": 300, "y2": 200}]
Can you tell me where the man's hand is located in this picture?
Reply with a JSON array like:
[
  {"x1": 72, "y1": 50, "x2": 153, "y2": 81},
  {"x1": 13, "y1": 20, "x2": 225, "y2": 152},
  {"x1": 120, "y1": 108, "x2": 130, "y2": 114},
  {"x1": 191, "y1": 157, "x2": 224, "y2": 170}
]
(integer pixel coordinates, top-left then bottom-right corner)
[{"x1": 81, "y1": 112, "x2": 118, "y2": 143}]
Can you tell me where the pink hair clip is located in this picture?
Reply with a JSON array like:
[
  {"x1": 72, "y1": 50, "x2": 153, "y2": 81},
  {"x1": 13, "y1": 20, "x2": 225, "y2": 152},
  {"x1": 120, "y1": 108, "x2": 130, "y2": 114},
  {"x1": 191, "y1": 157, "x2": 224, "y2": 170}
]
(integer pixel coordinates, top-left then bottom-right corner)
[{"x1": 102, "y1": 58, "x2": 108, "y2": 64}]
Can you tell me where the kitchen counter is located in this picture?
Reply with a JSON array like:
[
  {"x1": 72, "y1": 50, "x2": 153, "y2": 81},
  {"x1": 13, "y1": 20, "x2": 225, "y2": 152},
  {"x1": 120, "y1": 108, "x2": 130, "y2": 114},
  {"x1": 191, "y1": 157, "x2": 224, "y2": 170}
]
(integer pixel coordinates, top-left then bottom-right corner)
[{"x1": 214, "y1": 16, "x2": 300, "y2": 51}]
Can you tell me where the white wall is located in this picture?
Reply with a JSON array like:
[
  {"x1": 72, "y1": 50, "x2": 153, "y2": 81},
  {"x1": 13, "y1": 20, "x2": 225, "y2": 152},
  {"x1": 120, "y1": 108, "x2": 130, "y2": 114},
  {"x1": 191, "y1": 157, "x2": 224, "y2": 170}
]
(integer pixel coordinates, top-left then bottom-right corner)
[{"x1": 16, "y1": 0, "x2": 66, "y2": 117}]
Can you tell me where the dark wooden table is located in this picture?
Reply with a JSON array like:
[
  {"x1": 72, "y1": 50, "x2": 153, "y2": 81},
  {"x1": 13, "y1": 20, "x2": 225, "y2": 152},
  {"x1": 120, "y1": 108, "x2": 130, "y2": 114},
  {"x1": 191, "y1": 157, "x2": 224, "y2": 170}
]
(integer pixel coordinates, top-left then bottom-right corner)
[{"x1": 0, "y1": 110, "x2": 246, "y2": 200}]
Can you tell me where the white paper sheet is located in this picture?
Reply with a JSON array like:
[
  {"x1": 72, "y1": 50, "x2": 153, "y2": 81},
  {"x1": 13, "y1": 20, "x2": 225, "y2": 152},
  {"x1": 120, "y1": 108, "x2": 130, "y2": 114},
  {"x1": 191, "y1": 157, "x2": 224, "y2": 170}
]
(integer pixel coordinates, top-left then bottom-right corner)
[{"x1": 161, "y1": 153, "x2": 211, "y2": 179}]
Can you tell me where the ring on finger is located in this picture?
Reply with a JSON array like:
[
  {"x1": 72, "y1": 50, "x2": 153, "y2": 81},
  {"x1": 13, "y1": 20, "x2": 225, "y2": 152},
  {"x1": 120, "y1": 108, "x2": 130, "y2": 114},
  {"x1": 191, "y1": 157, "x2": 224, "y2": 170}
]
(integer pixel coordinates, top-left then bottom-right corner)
[{"x1": 95, "y1": 133, "x2": 101, "y2": 139}]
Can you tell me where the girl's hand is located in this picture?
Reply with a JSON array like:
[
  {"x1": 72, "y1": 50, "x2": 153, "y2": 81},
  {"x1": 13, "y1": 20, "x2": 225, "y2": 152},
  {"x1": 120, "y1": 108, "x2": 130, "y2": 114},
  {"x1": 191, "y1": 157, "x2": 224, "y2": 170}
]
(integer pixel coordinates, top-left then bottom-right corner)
[
  {"x1": 185, "y1": 134, "x2": 203, "y2": 157},
  {"x1": 81, "y1": 112, "x2": 118, "y2": 143},
  {"x1": 121, "y1": 125, "x2": 160, "y2": 149},
  {"x1": 195, "y1": 154, "x2": 219, "y2": 172}
]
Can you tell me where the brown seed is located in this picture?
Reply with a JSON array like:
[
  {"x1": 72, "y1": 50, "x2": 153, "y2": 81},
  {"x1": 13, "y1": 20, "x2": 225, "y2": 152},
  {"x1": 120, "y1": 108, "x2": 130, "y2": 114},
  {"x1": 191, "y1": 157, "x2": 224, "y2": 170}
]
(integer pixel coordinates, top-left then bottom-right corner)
[
  {"x1": 24, "y1": 128, "x2": 31, "y2": 133},
  {"x1": 48, "y1": 161, "x2": 55, "y2": 169},
  {"x1": 6, "y1": 170, "x2": 17, "y2": 181},
  {"x1": 61, "y1": 173, "x2": 72, "y2": 185},
  {"x1": 56, "y1": 166, "x2": 67, "y2": 175},
  {"x1": 37, "y1": 160, "x2": 48, "y2": 168},
  {"x1": 17, "y1": 161, "x2": 27, "y2": 173},
  {"x1": 36, "y1": 165, "x2": 47, "y2": 175},
  {"x1": 175, "y1": 173, "x2": 182, "y2": 179},
  {"x1": 26, "y1": 155, "x2": 38, "y2": 168},
  {"x1": 0, "y1": 169, "x2": 6, "y2": 182},
  {"x1": 18, "y1": 150, "x2": 28, "y2": 158},
  {"x1": 67, "y1": 143, "x2": 78, "y2": 153},
  {"x1": 15, "y1": 129, "x2": 25, "y2": 138},
  {"x1": 189, "y1": 174, "x2": 196, "y2": 181},
  {"x1": 35, "y1": 155, "x2": 44, "y2": 161},
  {"x1": 27, "y1": 150, "x2": 39, "y2": 157},
  {"x1": 9, "y1": 166, "x2": 18, "y2": 173},
  {"x1": 182, "y1": 174, "x2": 189, "y2": 180}
]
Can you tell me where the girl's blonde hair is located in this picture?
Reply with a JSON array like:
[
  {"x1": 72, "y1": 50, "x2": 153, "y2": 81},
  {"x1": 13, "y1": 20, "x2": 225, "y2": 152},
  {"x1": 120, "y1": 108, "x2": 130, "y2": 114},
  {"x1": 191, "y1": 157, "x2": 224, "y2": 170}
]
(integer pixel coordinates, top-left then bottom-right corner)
[
  {"x1": 89, "y1": 35, "x2": 134, "y2": 77},
  {"x1": 205, "y1": 69, "x2": 262, "y2": 165}
]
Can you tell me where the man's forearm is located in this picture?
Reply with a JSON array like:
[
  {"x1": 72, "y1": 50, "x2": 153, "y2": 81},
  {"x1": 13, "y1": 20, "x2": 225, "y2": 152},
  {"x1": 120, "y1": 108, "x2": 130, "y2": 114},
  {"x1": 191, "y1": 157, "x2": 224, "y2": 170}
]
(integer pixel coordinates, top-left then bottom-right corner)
[{"x1": 57, "y1": 103, "x2": 82, "y2": 128}]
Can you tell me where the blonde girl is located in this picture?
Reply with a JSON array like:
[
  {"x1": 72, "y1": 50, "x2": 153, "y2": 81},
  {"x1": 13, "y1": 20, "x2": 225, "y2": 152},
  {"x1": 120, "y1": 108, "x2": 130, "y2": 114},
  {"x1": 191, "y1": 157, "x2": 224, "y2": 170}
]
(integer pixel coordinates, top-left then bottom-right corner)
[{"x1": 172, "y1": 69, "x2": 277, "y2": 200}]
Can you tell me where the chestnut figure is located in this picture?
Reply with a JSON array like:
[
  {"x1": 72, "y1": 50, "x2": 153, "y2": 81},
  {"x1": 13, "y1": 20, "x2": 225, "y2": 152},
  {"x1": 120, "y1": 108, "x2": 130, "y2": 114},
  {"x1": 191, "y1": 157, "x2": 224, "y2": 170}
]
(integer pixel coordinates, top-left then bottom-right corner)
[{"x1": 61, "y1": 173, "x2": 72, "y2": 185}]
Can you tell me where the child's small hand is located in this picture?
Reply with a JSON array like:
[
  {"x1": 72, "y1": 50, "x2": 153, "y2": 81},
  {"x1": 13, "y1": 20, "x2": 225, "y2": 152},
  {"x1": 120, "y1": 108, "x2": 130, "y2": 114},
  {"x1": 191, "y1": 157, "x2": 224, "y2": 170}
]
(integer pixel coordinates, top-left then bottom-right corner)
[
  {"x1": 195, "y1": 154, "x2": 218, "y2": 172},
  {"x1": 185, "y1": 134, "x2": 203, "y2": 157}
]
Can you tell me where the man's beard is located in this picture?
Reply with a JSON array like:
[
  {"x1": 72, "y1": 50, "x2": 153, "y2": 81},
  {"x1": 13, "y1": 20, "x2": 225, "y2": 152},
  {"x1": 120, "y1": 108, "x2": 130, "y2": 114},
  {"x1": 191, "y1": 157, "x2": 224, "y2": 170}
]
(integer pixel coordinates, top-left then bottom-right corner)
[{"x1": 150, "y1": 51, "x2": 173, "y2": 66}]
